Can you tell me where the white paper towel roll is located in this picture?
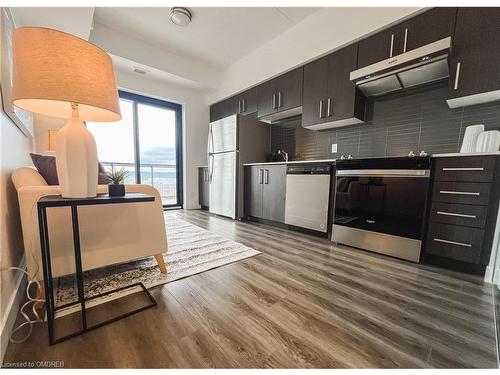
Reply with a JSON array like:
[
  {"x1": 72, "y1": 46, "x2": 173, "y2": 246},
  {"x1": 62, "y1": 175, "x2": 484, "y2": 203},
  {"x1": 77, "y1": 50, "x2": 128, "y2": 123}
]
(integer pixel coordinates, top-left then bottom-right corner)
[
  {"x1": 460, "y1": 124, "x2": 484, "y2": 153},
  {"x1": 476, "y1": 130, "x2": 500, "y2": 153}
]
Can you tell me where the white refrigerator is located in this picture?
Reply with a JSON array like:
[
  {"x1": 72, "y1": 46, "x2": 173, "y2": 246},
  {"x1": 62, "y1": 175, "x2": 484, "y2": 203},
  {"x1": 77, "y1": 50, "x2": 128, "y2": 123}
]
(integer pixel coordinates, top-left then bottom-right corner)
[{"x1": 208, "y1": 114, "x2": 270, "y2": 219}]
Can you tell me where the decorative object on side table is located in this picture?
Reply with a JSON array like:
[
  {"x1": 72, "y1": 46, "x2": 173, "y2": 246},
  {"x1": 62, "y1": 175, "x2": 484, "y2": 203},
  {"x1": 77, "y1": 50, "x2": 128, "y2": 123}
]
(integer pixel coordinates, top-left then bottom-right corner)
[
  {"x1": 460, "y1": 124, "x2": 485, "y2": 153},
  {"x1": 106, "y1": 167, "x2": 128, "y2": 197},
  {"x1": 11, "y1": 27, "x2": 121, "y2": 198}
]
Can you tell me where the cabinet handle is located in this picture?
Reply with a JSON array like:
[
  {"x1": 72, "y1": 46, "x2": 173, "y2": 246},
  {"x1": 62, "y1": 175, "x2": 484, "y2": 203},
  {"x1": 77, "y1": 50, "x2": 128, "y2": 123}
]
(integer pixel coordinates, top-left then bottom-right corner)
[
  {"x1": 454, "y1": 62, "x2": 461, "y2": 90},
  {"x1": 436, "y1": 211, "x2": 477, "y2": 219},
  {"x1": 272, "y1": 93, "x2": 277, "y2": 109},
  {"x1": 242, "y1": 98, "x2": 246, "y2": 113},
  {"x1": 439, "y1": 190, "x2": 480, "y2": 196},
  {"x1": 403, "y1": 28, "x2": 408, "y2": 53},
  {"x1": 327, "y1": 98, "x2": 332, "y2": 117},
  {"x1": 433, "y1": 238, "x2": 472, "y2": 248},
  {"x1": 278, "y1": 91, "x2": 282, "y2": 108},
  {"x1": 319, "y1": 100, "x2": 324, "y2": 119},
  {"x1": 389, "y1": 34, "x2": 395, "y2": 57},
  {"x1": 264, "y1": 169, "x2": 269, "y2": 184},
  {"x1": 442, "y1": 167, "x2": 484, "y2": 171},
  {"x1": 238, "y1": 100, "x2": 242, "y2": 114},
  {"x1": 258, "y1": 169, "x2": 264, "y2": 184}
]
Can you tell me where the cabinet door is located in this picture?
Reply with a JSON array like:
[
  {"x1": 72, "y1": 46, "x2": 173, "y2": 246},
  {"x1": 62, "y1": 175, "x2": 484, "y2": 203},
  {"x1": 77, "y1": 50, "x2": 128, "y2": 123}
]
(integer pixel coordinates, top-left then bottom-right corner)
[
  {"x1": 448, "y1": 8, "x2": 500, "y2": 99},
  {"x1": 237, "y1": 87, "x2": 258, "y2": 115},
  {"x1": 210, "y1": 96, "x2": 239, "y2": 122},
  {"x1": 244, "y1": 166, "x2": 264, "y2": 218},
  {"x1": 302, "y1": 56, "x2": 328, "y2": 127},
  {"x1": 257, "y1": 78, "x2": 278, "y2": 118},
  {"x1": 402, "y1": 8, "x2": 456, "y2": 52},
  {"x1": 198, "y1": 167, "x2": 209, "y2": 208},
  {"x1": 327, "y1": 44, "x2": 359, "y2": 122},
  {"x1": 275, "y1": 67, "x2": 303, "y2": 112},
  {"x1": 357, "y1": 24, "x2": 402, "y2": 68},
  {"x1": 262, "y1": 165, "x2": 287, "y2": 223}
]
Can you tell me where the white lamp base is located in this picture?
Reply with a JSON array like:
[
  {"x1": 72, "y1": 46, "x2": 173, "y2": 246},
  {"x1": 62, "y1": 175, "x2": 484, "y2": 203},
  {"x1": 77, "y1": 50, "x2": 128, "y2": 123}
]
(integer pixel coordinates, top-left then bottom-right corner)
[{"x1": 55, "y1": 117, "x2": 98, "y2": 198}]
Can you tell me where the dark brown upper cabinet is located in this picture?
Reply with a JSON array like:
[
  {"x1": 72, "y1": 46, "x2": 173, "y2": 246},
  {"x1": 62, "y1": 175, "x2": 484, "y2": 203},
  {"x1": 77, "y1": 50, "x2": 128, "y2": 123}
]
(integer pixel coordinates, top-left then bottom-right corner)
[
  {"x1": 257, "y1": 67, "x2": 303, "y2": 120},
  {"x1": 357, "y1": 24, "x2": 402, "y2": 68},
  {"x1": 400, "y1": 8, "x2": 456, "y2": 52},
  {"x1": 357, "y1": 8, "x2": 456, "y2": 69},
  {"x1": 209, "y1": 87, "x2": 258, "y2": 122},
  {"x1": 447, "y1": 8, "x2": 500, "y2": 107},
  {"x1": 209, "y1": 96, "x2": 238, "y2": 122},
  {"x1": 302, "y1": 44, "x2": 365, "y2": 130},
  {"x1": 302, "y1": 56, "x2": 329, "y2": 127},
  {"x1": 234, "y1": 87, "x2": 258, "y2": 116}
]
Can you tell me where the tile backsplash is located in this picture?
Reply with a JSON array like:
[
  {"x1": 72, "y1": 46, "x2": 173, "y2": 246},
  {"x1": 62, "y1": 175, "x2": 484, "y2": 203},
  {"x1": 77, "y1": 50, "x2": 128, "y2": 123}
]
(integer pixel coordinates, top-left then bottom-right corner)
[{"x1": 271, "y1": 82, "x2": 500, "y2": 160}]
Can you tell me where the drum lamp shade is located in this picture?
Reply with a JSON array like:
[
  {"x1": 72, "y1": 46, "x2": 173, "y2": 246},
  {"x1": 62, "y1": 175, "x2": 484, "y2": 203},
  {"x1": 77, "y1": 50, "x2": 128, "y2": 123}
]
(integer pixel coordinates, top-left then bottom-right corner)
[{"x1": 11, "y1": 27, "x2": 121, "y2": 122}]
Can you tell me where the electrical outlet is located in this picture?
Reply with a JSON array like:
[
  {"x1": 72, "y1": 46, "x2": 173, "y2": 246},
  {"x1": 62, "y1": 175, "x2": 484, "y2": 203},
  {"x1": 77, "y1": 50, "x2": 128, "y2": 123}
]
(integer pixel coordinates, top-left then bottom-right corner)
[{"x1": 331, "y1": 143, "x2": 338, "y2": 153}]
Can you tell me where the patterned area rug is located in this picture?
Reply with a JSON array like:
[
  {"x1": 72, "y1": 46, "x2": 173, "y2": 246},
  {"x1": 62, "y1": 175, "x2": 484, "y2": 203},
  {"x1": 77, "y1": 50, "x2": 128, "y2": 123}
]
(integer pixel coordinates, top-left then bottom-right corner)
[{"x1": 54, "y1": 214, "x2": 260, "y2": 311}]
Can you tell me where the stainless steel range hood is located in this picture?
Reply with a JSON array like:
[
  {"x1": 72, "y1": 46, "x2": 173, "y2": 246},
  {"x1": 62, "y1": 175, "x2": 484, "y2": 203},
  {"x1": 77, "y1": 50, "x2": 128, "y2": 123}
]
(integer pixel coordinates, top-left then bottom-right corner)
[{"x1": 350, "y1": 37, "x2": 451, "y2": 97}]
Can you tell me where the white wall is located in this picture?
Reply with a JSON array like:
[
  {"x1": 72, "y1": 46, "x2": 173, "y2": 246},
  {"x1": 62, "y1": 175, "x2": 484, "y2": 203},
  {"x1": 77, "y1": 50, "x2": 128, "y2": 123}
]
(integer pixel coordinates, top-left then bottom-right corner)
[
  {"x1": 32, "y1": 69, "x2": 209, "y2": 210},
  {"x1": 207, "y1": 7, "x2": 422, "y2": 103},
  {"x1": 0, "y1": 111, "x2": 33, "y2": 359}
]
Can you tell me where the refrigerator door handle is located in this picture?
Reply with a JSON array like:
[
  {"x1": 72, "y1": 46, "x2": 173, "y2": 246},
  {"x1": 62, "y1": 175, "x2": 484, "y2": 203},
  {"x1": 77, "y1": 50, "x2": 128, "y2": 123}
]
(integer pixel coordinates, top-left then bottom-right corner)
[
  {"x1": 209, "y1": 154, "x2": 214, "y2": 183},
  {"x1": 207, "y1": 124, "x2": 214, "y2": 155},
  {"x1": 210, "y1": 124, "x2": 215, "y2": 154}
]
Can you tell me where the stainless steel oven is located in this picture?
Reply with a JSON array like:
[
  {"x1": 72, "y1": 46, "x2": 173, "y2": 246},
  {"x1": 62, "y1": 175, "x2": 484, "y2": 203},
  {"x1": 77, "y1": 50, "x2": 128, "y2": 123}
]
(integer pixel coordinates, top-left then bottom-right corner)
[{"x1": 332, "y1": 157, "x2": 431, "y2": 262}]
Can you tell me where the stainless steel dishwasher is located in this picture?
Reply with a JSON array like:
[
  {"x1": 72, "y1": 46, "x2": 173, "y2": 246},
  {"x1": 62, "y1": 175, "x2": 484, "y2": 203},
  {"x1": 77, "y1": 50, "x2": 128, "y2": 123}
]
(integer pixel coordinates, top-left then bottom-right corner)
[{"x1": 284, "y1": 164, "x2": 332, "y2": 232}]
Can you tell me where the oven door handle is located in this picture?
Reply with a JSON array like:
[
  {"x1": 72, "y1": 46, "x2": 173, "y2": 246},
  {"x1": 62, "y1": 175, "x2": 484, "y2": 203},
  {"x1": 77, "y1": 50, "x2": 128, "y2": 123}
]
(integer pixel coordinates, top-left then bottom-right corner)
[{"x1": 336, "y1": 169, "x2": 430, "y2": 177}]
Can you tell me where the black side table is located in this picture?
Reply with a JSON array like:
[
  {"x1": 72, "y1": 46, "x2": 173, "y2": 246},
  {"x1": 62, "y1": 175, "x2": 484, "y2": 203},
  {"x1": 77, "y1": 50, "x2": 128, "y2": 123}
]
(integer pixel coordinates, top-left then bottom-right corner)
[{"x1": 37, "y1": 193, "x2": 158, "y2": 345}]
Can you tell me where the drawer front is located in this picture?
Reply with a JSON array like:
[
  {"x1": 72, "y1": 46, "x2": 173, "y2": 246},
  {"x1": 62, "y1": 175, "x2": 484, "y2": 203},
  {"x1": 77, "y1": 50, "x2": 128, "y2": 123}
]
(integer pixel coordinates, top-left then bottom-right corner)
[
  {"x1": 431, "y1": 181, "x2": 491, "y2": 205},
  {"x1": 433, "y1": 156, "x2": 496, "y2": 182},
  {"x1": 429, "y1": 202, "x2": 487, "y2": 228},
  {"x1": 426, "y1": 223, "x2": 484, "y2": 263}
]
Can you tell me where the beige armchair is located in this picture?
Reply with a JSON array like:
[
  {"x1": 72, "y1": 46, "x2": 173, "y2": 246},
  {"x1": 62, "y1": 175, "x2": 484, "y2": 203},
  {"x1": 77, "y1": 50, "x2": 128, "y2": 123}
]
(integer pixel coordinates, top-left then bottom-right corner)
[{"x1": 12, "y1": 167, "x2": 168, "y2": 299}]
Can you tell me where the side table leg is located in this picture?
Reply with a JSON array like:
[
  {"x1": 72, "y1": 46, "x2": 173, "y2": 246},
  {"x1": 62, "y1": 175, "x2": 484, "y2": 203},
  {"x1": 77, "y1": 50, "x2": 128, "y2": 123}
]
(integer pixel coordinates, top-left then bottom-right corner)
[
  {"x1": 37, "y1": 205, "x2": 55, "y2": 344},
  {"x1": 70, "y1": 205, "x2": 87, "y2": 330}
]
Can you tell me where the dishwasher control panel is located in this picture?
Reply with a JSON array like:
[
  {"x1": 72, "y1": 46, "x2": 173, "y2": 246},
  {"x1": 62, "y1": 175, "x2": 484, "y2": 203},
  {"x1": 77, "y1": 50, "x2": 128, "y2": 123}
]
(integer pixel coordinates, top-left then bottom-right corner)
[{"x1": 286, "y1": 165, "x2": 332, "y2": 175}]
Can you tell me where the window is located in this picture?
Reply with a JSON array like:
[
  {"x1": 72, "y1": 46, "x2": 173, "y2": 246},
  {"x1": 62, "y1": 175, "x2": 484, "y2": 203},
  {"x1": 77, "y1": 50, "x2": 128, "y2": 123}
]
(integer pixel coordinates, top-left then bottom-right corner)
[{"x1": 87, "y1": 91, "x2": 183, "y2": 208}]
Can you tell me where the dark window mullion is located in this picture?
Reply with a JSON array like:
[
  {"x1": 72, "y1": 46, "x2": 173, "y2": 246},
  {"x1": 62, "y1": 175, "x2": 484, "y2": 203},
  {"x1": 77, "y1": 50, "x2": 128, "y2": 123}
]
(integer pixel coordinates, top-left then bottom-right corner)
[{"x1": 132, "y1": 101, "x2": 141, "y2": 184}]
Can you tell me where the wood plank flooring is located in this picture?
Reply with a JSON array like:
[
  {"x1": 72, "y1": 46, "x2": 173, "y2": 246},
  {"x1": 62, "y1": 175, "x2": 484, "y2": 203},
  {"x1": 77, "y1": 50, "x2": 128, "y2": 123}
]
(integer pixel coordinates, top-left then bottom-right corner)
[{"x1": 3, "y1": 209, "x2": 498, "y2": 368}]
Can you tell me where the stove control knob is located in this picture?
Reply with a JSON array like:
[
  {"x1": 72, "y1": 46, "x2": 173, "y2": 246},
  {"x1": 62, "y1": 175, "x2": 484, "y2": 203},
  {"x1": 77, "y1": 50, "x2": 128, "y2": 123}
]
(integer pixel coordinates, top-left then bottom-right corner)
[{"x1": 408, "y1": 151, "x2": 416, "y2": 157}]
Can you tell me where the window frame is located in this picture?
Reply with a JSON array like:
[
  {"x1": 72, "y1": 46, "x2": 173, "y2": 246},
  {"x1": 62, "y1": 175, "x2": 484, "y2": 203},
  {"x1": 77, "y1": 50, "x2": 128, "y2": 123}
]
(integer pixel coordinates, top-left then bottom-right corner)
[{"x1": 118, "y1": 90, "x2": 183, "y2": 209}]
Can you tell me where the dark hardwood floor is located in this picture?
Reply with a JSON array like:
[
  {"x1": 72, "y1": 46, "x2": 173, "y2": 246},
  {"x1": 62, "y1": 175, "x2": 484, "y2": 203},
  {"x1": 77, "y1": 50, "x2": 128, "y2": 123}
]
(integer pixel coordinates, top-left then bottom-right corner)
[{"x1": 3, "y1": 209, "x2": 498, "y2": 368}]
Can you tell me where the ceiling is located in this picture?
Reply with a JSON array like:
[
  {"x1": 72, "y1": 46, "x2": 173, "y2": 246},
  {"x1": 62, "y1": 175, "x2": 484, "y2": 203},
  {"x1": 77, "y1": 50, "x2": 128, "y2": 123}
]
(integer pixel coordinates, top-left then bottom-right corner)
[{"x1": 93, "y1": 7, "x2": 319, "y2": 70}]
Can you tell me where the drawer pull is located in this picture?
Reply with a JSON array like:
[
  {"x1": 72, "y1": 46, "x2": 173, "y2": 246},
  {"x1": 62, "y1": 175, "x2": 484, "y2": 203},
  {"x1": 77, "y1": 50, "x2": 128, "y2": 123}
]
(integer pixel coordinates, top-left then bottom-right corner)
[
  {"x1": 436, "y1": 211, "x2": 476, "y2": 219},
  {"x1": 441, "y1": 167, "x2": 484, "y2": 171},
  {"x1": 433, "y1": 238, "x2": 472, "y2": 248},
  {"x1": 439, "y1": 190, "x2": 480, "y2": 196}
]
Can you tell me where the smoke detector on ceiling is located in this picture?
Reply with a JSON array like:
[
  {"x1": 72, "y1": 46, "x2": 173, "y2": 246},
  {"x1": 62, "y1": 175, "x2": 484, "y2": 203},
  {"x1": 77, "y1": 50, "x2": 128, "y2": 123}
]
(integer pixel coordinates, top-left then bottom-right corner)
[{"x1": 170, "y1": 7, "x2": 192, "y2": 27}]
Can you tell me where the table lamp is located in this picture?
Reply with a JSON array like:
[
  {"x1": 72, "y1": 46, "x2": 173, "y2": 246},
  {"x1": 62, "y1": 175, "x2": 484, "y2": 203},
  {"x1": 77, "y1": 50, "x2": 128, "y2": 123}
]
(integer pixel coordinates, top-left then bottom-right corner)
[{"x1": 11, "y1": 27, "x2": 121, "y2": 198}]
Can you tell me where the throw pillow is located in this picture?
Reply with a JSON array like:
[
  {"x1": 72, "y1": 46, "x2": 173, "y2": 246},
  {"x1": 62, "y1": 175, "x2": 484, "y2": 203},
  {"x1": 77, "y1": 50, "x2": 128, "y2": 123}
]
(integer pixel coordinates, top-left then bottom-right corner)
[{"x1": 30, "y1": 153, "x2": 110, "y2": 185}]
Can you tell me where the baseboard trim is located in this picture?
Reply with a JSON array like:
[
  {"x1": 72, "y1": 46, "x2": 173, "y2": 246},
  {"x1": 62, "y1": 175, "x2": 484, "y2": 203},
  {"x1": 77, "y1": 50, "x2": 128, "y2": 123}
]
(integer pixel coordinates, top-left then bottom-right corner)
[{"x1": 0, "y1": 256, "x2": 27, "y2": 363}]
